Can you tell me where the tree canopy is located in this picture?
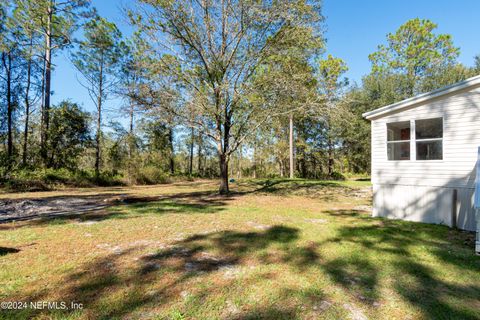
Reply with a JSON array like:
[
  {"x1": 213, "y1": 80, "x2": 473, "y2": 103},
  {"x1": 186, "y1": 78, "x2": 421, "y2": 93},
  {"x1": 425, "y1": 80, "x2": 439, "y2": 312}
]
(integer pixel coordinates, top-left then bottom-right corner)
[{"x1": 0, "y1": 3, "x2": 478, "y2": 191}]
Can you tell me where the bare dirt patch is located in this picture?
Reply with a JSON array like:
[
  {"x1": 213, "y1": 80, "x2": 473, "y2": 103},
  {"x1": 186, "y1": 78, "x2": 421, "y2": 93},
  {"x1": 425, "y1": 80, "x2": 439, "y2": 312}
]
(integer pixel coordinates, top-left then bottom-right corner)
[{"x1": 0, "y1": 196, "x2": 113, "y2": 222}]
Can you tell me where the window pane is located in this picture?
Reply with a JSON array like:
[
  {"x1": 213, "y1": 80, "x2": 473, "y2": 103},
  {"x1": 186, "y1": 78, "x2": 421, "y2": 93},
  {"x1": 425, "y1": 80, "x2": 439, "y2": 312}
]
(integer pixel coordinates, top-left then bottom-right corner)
[
  {"x1": 387, "y1": 142, "x2": 410, "y2": 160},
  {"x1": 387, "y1": 121, "x2": 410, "y2": 141},
  {"x1": 416, "y1": 140, "x2": 442, "y2": 160},
  {"x1": 415, "y1": 118, "x2": 442, "y2": 139}
]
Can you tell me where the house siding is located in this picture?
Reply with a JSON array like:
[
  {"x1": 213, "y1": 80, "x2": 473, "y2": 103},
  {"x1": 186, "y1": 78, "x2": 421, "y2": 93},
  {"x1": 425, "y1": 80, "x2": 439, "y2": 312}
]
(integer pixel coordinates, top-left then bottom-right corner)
[{"x1": 370, "y1": 85, "x2": 480, "y2": 231}]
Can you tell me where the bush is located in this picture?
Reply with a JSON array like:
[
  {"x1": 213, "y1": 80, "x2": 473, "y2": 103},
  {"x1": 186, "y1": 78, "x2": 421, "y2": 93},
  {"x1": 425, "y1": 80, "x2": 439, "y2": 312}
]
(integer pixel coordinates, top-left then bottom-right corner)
[
  {"x1": 330, "y1": 171, "x2": 346, "y2": 181},
  {"x1": 343, "y1": 172, "x2": 370, "y2": 181},
  {"x1": 89, "y1": 170, "x2": 125, "y2": 187},
  {"x1": 131, "y1": 166, "x2": 170, "y2": 185},
  {"x1": 0, "y1": 168, "x2": 124, "y2": 191}
]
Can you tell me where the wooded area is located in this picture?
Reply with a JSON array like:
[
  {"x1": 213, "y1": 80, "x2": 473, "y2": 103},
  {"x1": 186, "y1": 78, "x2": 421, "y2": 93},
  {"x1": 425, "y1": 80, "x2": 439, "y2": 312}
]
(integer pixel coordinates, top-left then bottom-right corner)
[{"x1": 0, "y1": 0, "x2": 479, "y2": 193}]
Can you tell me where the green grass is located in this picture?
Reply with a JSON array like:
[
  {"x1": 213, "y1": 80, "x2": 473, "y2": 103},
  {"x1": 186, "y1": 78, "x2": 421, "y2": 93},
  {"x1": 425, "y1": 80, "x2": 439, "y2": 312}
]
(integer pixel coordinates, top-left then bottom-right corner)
[
  {"x1": 0, "y1": 179, "x2": 479, "y2": 320},
  {"x1": 241, "y1": 177, "x2": 371, "y2": 188}
]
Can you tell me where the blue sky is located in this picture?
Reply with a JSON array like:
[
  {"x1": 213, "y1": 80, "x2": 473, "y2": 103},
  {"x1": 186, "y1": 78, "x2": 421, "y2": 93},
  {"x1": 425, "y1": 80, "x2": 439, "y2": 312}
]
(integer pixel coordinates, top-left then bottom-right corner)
[
  {"x1": 51, "y1": 0, "x2": 480, "y2": 116},
  {"x1": 323, "y1": 0, "x2": 480, "y2": 83}
]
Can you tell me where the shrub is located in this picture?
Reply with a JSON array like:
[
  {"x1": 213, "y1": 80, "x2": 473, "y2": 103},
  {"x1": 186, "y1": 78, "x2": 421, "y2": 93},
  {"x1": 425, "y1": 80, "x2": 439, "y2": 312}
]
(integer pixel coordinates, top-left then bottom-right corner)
[
  {"x1": 0, "y1": 168, "x2": 124, "y2": 191},
  {"x1": 89, "y1": 170, "x2": 124, "y2": 186},
  {"x1": 131, "y1": 166, "x2": 170, "y2": 185},
  {"x1": 330, "y1": 171, "x2": 346, "y2": 181}
]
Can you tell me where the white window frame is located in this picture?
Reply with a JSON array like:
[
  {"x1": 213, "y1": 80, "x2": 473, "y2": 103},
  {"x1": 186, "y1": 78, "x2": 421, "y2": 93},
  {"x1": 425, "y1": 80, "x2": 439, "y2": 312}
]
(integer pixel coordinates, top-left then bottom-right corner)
[
  {"x1": 386, "y1": 121, "x2": 411, "y2": 161},
  {"x1": 385, "y1": 117, "x2": 444, "y2": 162},
  {"x1": 414, "y1": 117, "x2": 444, "y2": 161}
]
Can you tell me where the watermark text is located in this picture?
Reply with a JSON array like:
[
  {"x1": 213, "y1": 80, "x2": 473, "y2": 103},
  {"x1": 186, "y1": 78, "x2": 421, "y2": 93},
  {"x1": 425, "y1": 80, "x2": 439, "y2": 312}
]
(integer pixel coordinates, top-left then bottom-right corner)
[{"x1": 1, "y1": 301, "x2": 83, "y2": 310}]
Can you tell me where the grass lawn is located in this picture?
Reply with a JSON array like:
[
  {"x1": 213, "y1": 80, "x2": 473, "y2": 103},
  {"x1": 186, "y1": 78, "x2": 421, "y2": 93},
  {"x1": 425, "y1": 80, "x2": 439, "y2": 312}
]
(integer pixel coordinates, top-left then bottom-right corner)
[{"x1": 0, "y1": 179, "x2": 479, "y2": 320}]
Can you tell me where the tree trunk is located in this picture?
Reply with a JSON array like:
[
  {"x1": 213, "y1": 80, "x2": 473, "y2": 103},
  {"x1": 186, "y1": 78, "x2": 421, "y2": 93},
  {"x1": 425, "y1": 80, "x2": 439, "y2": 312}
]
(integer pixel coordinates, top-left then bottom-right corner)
[
  {"x1": 289, "y1": 114, "x2": 294, "y2": 179},
  {"x1": 328, "y1": 137, "x2": 334, "y2": 177},
  {"x1": 39, "y1": 53, "x2": 46, "y2": 149},
  {"x1": 217, "y1": 85, "x2": 231, "y2": 194},
  {"x1": 197, "y1": 133, "x2": 203, "y2": 176},
  {"x1": 299, "y1": 146, "x2": 306, "y2": 178},
  {"x1": 253, "y1": 142, "x2": 257, "y2": 179},
  {"x1": 95, "y1": 110, "x2": 102, "y2": 176},
  {"x1": 219, "y1": 152, "x2": 229, "y2": 194},
  {"x1": 189, "y1": 126, "x2": 194, "y2": 175},
  {"x1": 168, "y1": 128, "x2": 174, "y2": 174},
  {"x1": 128, "y1": 102, "x2": 134, "y2": 160},
  {"x1": 42, "y1": 1, "x2": 53, "y2": 165},
  {"x1": 237, "y1": 148, "x2": 242, "y2": 179},
  {"x1": 126, "y1": 103, "x2": 135, "y2": 183},
  {"x1": 95, "y1": 61, "x2": 104, "y2": 177},
  {"x1": 217, "y1": 119, "x2": 230, "y2": 194},
  {"x1": 22, "y1": 41, "x2": 33, "y2": 166},
  {"x1": 2, "y1": 53, "x2": 13, "y2": 164}
]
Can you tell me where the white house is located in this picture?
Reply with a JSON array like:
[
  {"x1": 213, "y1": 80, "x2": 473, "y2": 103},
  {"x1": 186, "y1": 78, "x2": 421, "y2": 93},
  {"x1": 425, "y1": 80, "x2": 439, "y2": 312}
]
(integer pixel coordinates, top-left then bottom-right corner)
[{"x1": 363, "y1": 75, "x2": 480, "y2": 252}]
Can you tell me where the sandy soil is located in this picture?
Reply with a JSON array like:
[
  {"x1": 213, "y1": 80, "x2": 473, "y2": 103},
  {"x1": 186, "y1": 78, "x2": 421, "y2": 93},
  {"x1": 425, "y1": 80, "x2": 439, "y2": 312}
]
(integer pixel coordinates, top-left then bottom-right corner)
[{"x1": 0, "y1": 196, "x2": 114, "y2": 222}]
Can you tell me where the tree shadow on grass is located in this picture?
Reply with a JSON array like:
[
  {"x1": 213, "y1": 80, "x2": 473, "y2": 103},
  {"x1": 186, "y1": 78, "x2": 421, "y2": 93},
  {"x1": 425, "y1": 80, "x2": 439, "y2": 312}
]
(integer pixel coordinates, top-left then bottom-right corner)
[
  {"x1": 230, "y1": 306, "x2": 297, "y2": 320},
  {"x1": 5, "y1": 225, "x2": 323, "y2": 319},
  {"x1": 5, "y1": 210, "x2": 477, "y2": 319},
  {"x1": 0, "y1": 190, "x2": 232, "y2": 229},
  {"x1": 0, "y1": 179, "x2": 368, "y2": 229},
  {"x1": 324, "y1": 209, "x2": 362, "y2": 217},
  {"x1": 321, "y1": 256, "x2": 379, "y2": 305},
  {"x1": 238, "y1": 179, "x2": 348, "y2": 201},
  {"x1": 121, "y1": 197, "x2": 227, "y2": 216},
  {"x1": 0, "y1": 246, "x2": 20, "y2": 256},
  {"x1": 322, "y1": 211, "x2": 480, "y2": 319}
]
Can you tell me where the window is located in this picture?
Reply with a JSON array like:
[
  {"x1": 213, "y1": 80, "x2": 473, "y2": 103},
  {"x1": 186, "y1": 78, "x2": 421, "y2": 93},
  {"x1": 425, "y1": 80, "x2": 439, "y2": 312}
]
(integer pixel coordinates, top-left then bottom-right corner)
[
  {"x1": 387, "y1": 121, "x2": 410, "y2": 160},
  {"x1": 415, "y1": 118, "x2": 443, "y2": 160}
]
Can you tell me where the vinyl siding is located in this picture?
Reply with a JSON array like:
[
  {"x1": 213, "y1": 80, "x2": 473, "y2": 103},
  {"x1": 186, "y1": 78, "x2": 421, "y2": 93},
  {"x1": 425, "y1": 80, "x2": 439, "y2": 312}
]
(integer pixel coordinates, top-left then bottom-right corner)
[
  {"x1": 372, "y1": 184, "x2": 475, "y2": 230},
  {"x1": 371, "y1": 85, "x2": 480, "y2": 189},
  {"x1": 370, "y1": 84, "x2": 480, "y2": 231}
]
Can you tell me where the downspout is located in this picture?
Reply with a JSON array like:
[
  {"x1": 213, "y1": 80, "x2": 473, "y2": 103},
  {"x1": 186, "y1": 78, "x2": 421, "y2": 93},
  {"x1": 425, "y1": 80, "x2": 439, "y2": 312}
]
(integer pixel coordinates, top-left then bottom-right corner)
[{"x1": 451, "y1": 189, "x2": 457, "y2": 229}]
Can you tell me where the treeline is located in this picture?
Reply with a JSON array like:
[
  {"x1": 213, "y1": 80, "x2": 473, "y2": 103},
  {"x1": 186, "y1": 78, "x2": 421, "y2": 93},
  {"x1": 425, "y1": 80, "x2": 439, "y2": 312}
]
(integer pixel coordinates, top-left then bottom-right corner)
[
  {"x1": 0, "y1": 1, "x2": 478, "y2": 192},
  {"x1": 0, "y1": 0, "x2": 204, "y2": 189}
]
